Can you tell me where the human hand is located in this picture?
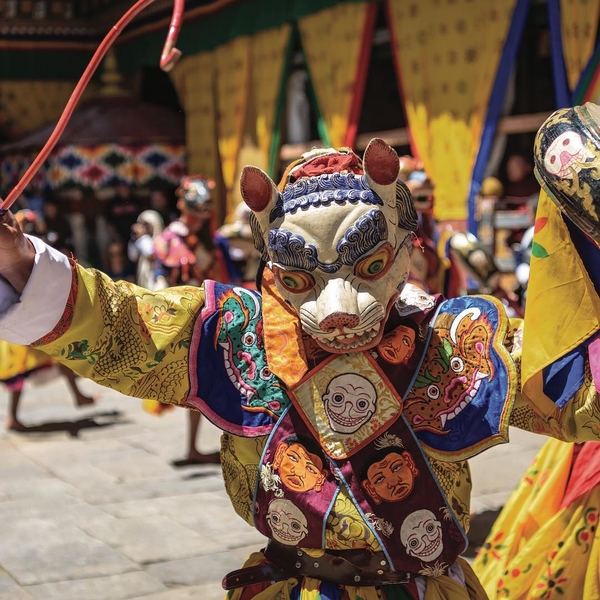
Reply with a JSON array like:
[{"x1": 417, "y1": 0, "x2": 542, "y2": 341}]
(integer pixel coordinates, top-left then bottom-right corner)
[
  {"x1": 0, "y1": 210, "x2": 36, "y2": 293},
  {"x1": 131, "y1": 222, "x2": 146, "y2": 240}
]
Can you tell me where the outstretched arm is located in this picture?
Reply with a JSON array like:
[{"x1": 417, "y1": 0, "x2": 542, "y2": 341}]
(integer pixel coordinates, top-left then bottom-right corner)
[{"x1": 0, "y1": 211, "x2": 205, "y2": 406}]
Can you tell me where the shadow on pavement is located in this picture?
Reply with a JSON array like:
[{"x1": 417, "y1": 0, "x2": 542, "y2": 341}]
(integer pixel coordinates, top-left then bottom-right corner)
[
  {"x1": 463, "y1": 508, "x2": 503, "y2": 558},
  {"x1": 181, "y1": 469, "x2": 222, "y2": 480},
  {"x1": 8, "y1": 410, "x2": 129, "y2": 438}
]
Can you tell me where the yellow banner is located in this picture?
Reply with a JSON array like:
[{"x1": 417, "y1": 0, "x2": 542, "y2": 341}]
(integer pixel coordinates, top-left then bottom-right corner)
[
  {"x1": 299, "y1": 2, "x2": 375, "y2": 148},
  {"x1": 387, "y1": 0, "x2": 517, "y2": 221},
  {"x1": 215, "y1": 37, "x2": 252, "y2": 224},
  {"x1": 170, "y1": 52, "x2": 222, "y2": 221},
  {"x1": 0, "y1": 80, "x2": 75, "y2": 139},
  {"x1": 561, "y1": 0, "x2": 600, "y2": 92}
]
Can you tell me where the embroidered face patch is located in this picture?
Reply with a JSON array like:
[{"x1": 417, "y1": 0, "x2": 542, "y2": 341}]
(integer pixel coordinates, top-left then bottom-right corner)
[
  {"x1": 400, "y1": 509, "x2": 444, "y2": 562},
  {"x1": 265, "y1": 498, "x2": 309, "y2": 545},
  {"x1": 360, "y1": 444, "x2": 420, "y2": 504},
  {"x1": 290, "y1": 352, "x2": 402, "y2": 459},
  {"x1": 403, "y1": 297, "x2": 515, "y2": 459},
  {"x1": 272, "y1": 438, "x2": 328, "y2": 493},
  {"x1": 377, "y1": 324, "x2": 418, "y2": 365},
  {"x1": 214, "y1": 286, "x2": 288, "y2": 418}
]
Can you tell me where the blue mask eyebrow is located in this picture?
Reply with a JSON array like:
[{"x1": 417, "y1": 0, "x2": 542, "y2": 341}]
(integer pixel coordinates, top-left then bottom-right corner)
[
  {"x1": 337, "y1": 209, "x2": 388, "y2": 265},
  {"x1": 268, "y1": 230, "x2": 319, "y2": 271},
  {"x1": 269, "y1": 173, "x2": 383, "y2": 223},
  {"x1": 268, "y1": 209, "x2": 388, "y2": 273}
]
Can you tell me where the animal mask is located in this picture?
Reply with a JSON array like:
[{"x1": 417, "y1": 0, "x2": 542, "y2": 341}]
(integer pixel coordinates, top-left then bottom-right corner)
[
  {"x1": 240, "y1": 138, "x2": 418, "y2": 354},
  {"x1": 534, "y1": 103, "x2": 600, "y2": 245}
]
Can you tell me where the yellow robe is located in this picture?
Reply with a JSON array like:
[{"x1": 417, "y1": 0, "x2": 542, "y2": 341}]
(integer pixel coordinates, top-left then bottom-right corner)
[
  {"x1": 0, "y1": 339, "x2": 53, "y2": 383},
  {"x1": 472, "y1": 438, "x2": 600, "y2": 599}
]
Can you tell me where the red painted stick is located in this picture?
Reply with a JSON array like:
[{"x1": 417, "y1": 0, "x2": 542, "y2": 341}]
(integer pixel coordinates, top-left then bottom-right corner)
[{"x1": 0, "y1": 0, "x2": 185, "y2": 214}]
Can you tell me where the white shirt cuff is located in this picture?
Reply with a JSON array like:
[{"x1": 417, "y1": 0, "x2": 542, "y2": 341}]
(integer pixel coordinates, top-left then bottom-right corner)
[{"x1": 0, "y1": 235, "x2": 73, "y2": 345}]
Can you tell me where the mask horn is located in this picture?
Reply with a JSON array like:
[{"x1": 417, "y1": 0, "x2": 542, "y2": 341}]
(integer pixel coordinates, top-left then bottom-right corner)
[
  {"x1": 240, "y1": 166, "x2": 279, "y2": 214},
  {"x1": 363, "y1": 138, "x2": 400, "y2": 186}
]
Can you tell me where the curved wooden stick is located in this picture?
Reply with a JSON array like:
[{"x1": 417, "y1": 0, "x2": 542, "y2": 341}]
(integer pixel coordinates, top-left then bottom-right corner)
[{"x1": 0, "y1": 0, "x2": 185, "y2": 214}]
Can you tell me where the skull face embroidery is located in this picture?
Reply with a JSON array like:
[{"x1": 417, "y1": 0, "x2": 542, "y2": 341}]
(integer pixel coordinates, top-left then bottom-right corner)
[
  {"x1": 322, "y1": 373, "x2": 377, "y2": 434},
  {"x1": 543, "y1": 130, "x2": 595, "y2": 179},
  {"x1": 400, "y1": 509, "x2": 443, "y2": 562},
  {"x1": 266, "y1": 499, "x2": 309, "y2": 545}
]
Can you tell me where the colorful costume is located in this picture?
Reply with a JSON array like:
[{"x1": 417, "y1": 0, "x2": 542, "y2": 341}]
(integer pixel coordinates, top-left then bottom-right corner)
[
  {"x1": 0, "y1": 339, "x2": 53, "y2": 392},
  {"x1": 472, "y1": 438, "x2": 600, "y2": 599},
  {"x1": 153, "y1": 175, "x2": 230, "y2": 287},
  {"x1": 1, "y1": 107, "x2": 599, "y2": 599}
]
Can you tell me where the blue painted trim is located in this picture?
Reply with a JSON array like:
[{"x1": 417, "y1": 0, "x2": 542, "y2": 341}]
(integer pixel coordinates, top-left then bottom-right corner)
[
  {"x1": 468, "y1": 0, "x2": 531, "y2": 234},
  {"x1": 573, "y1": 37, "x2": 600, "y2": 104},
  {"x1": 547, "y1": 0, "x2": 572, "y2": 108}
]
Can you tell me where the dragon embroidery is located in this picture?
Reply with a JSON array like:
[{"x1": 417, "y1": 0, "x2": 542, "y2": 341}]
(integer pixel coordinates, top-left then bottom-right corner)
[
  {"x1": 214, "y1": 287, "x2": 289, "y2": 418},
  {"x1": 404, "y1": 307, "x2": 495, "y2": 434}
]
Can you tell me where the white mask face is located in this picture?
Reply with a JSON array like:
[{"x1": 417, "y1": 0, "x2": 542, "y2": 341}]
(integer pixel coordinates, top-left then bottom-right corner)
[
  {"x1": 400, "y1": 509, "x2": 444, "y2": 562},
  {"x1": 241, "y1": 139, "x2": 416, "y2": 354},
  {"x1": 266, "y1": 499, "x2": 309, "y2": 545}
]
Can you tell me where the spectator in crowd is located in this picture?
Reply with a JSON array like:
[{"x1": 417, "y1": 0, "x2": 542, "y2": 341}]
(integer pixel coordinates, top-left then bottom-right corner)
[
  {"x1": 148, "y1": 188, "x2": 177, "y2": 227},
  {"x1": 503, "y1": 153, "x2": 539, "y2": 205},
  {"x1": 217, "y1": 202, "x2": 261, "y2": 288},
  {"x1": 105, "y1": 240, "x2": 135, "y2": 282},
  {"x1": 128, "y1": 209, "x2": 164, "y2": 290},
  {"x1": 106, "y1": 183, "x2": 141, "y2": 244},
  {"x1": 40, "y1": 198, "x2": 74, "y2": 255}
]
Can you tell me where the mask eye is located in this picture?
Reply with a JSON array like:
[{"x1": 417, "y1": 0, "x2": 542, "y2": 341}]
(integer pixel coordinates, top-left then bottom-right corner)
[
  {"x1": 242, "y1": 332, "x2": 256, "y2": 346},
  {"x1": 273, "y1": 266, "x2": 315, "y2": 294},
  {"x1": 354, "y1": 244, "x2": 394, "y2": 280},
  {"x1": 450, "y1": 357, "x2": 464, "y2": 372},
  {"x1": 427, "y1": 385, "x2": 440, "y2": 400}
]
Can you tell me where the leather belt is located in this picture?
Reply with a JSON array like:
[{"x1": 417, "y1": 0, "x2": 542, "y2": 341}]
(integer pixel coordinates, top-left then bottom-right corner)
[{"x1": 222, "y1": 540, "x2": 412, "y2": 590}]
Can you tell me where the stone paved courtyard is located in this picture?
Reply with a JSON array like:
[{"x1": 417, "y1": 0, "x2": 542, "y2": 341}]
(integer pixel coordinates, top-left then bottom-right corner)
[{"x1": 0, "y1": 374, "x2": 546, "y2": 599}]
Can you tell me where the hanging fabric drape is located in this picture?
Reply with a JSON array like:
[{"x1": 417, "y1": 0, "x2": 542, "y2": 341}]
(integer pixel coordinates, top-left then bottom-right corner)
[
  {"x1": 387, "y1": 0, "x2": 519, "y2": 223},
  {"x1": 560, "y1": 0, "x2": 600, "y2": 93},
  {"x1": 170, "y1": 52, "x2": 222, "y2": 221},
  {"x1": 298, "y1": 2, "x2": 377, "y2": 149},
  {"x1": 250, "y1": 24, "x2": 292, "y2": 178},
  {"x1": 215, "y1": 36, "x2": 251, "y2": 223},
  {"x1": 577, "y1": 42, "x2": 600, "y2": 104},
  {"x1": 548, "y1": 0, "x2": 600, "y2": 108},
  {"x1": 0, "y1": 81, "x2": 76, "y2": 139}
]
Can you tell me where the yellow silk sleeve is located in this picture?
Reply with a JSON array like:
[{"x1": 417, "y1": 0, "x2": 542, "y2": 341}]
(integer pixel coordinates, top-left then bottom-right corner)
[
  {"x1": 511, "y1": 362, "x2": 600, "y2": 442},
  {"x1": 507, "y1": 316, "x2": 600, "y2": 441},
  {"x1": 33, "y1": 263, "x2": 205, "y2": 406}
]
